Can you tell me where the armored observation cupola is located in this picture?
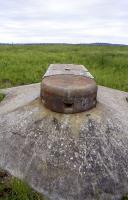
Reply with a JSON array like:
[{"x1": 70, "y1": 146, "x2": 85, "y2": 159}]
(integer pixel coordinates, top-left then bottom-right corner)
[{"x1": 41, "y1": 64, "x2": 97, "y2": 113}]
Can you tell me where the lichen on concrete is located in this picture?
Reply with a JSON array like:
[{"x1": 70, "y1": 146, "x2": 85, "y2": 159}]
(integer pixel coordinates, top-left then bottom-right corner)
[{"x1": 0, "y1": 83, "x2": 128, "y2": 200}]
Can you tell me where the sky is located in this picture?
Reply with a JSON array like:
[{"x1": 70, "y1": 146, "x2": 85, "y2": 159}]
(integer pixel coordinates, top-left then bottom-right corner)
[{"x1": 0, "y1": 0, "x2": 128, "y2": 44}]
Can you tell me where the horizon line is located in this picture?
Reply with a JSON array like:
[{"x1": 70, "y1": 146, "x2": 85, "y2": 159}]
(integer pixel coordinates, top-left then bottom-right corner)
[{"x1": 0, "y1": 42, "x2": 127, "y2": 46}]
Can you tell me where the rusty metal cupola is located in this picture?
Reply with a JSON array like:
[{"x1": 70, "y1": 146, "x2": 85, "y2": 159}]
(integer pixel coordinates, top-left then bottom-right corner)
[{"x1": 41, "y1": 64, "x2": 97, "y2": 113}]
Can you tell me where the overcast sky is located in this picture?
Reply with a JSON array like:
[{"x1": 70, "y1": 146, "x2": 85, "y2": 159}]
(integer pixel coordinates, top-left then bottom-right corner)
[{"x1": 0, "y1": 0, "x2": 128, "y2": 44}]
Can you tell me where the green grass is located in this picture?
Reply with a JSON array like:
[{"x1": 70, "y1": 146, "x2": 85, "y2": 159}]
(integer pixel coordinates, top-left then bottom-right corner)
[
  {"x1": 0, "y1": 93, "x2": 5, "y2": 102},
  {"x1": 0, "y1": 170, "x2": 47, "y2": 200},
  {"x1": 0, "y1": 44, "x2": 128, "y2": 91}
]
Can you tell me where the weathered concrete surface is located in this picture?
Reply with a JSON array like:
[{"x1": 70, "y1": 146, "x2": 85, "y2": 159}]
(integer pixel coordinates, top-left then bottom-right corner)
[{"x1": 0, "y1": 83, "x2": 128, "y2": 200}]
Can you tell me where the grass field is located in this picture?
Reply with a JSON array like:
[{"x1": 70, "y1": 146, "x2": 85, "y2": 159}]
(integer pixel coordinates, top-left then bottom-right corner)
[{"x1": 0, "y1": 44, "x2": 128, "y2": 91}]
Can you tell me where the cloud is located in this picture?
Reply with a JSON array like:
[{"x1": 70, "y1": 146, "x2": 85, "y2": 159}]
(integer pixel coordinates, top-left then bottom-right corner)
[{"x1": 0, "y1": 0, "x2": 128, "y2": 44}]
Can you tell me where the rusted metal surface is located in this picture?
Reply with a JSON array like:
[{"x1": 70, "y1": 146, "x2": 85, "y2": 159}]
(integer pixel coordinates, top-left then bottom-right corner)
[{"x1": 41, "y1": 64, "x2": 97, "y2": 113}]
